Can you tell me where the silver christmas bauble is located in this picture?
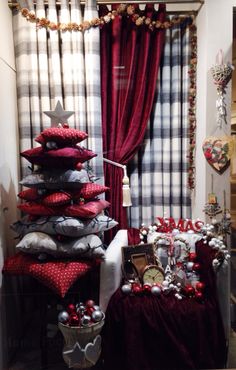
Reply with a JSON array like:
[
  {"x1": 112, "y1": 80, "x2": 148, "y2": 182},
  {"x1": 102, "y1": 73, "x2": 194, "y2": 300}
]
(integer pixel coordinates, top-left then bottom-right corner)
[
  {"x1": 58, "y1": 310, "x2": 69, "y2": 324},
  {"x1": 91, "y1": 310, "x2": 103, "y2": 323},
  {"x1": 93, "y1": 305, "x2": 101, "y2": 311},
  {"x1": 121, "y1": 284, "x2": 132, "y2": 295},
  {"x1": 76, "y1": 305, "x2": 86, "y2": 314},
  {"x1": 46, "y1": 141, "x2": 58, "y2": 149},
  {"x1": 80, "y1": 315, "x2": 91, "y2": 327},
  {"x1": 151, "y1": 286, "x2": 161, "y2": 296}
]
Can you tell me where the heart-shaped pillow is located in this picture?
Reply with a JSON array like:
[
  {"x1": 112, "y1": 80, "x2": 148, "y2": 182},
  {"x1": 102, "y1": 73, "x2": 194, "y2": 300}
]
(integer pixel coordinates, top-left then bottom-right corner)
[
  {"x1": 202, "y1": 136, "x2": 232, "y2": 173},
  {"x1": 3, "y1": 253, "x2": 94, "y2": 297},
  {"x1": 85, "y1": 335, "x2": 102, "y2": 365}
]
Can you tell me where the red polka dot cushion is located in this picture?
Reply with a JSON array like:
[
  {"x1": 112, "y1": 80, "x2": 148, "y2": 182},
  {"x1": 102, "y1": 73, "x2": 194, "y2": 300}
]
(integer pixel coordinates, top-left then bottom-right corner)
[
  {"x1": 35, "y1": 126, "x2": 88, "y2": 146},
  {"x1": 18, "y1": 185, "x2": 109, "y2": 205},
  {"x1": 79, "y1": 183, "x2": 110, "y2": 200},
  {"x1": 18, "y1": 199, "x2": 110, "y2": 218},
  {"x1": 21, "y1": 146, "x2": 97, "y2": 168},
  {"x1": 3, "y1": 252, "x2": 94, "y2": 297},
  {"x1": 28, "y1": 259, "x2": 93, "y2": 297},
  {"x1": 42, "y1": 191, "x2": 72, "y2": 206},
  {"x1": 18, "y1": 189, "x2": 72, "y2": 206},
  {"x1": 2, "y1": 252, "x2": 33, "y2": 274}
]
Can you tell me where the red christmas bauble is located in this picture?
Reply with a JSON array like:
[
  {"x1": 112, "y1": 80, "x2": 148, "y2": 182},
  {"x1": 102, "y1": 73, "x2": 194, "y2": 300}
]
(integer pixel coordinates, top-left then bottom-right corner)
[
  {"x1": 69, "y1": 313, "x2": 80, "y2": 326},
  {"x1": 142, "y1": 284, "x2": 151, "y2": 293},
  {"x1": 193, "y1": 263, "x2": 201, "y2": 271},
  {"x1": 188, "y1": 252, "x2": 197, "y2": 262},
  {"x1": 185, "y1": 285, "x2": 195, "y2": 297},
  {"x1": 195, "y1": 282, "x2": 205, "y2": 291},
  {"x1": 132, "y1": 283, "x2": 143, "y2": 295},
  {"x1": 85, "y1": 299, "x2": 95, "y2": 308},
  {"x1": 67, "y1": 303, "x2": 76, "y2": 314},
  {"x1": 85, "y1": 307, "x2": 95, "y2": 317},
  {"x1": 195, "y1": 291, "x2": 203, "y2": 301},
  {"x1": 76, "y1": 163, "x2": 83, "y2": 171}
]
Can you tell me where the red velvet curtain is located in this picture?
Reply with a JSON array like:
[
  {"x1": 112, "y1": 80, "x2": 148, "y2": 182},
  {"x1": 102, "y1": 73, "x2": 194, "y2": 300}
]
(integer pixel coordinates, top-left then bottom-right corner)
[{"x1": 100, "y1": 4, "x2": 166, "y2": 235}]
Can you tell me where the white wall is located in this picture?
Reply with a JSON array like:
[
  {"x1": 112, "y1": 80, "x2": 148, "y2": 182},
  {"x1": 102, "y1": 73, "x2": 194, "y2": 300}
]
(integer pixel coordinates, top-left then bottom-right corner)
[
  {"x1": 193, "y1": 0, "x2": 234, "y2": 220},
  {"x1": 0, "y1": 0, "x2": 19, "y2": 367},
  {"x1": 194, "y1": 0, "x2": 236, "y2": 340}
]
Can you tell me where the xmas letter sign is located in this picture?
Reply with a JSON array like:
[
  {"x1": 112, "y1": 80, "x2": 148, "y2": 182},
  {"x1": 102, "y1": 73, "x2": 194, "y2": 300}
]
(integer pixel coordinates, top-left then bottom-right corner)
[{"x1": 156, "y1": 217, "x2": 204, "y2": 233}]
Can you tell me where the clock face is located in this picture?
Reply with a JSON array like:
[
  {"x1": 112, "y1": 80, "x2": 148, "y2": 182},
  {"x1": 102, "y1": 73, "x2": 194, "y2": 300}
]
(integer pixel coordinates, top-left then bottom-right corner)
[{"x1": 142, "y1": 265, "x2": 164, "y2": 285}]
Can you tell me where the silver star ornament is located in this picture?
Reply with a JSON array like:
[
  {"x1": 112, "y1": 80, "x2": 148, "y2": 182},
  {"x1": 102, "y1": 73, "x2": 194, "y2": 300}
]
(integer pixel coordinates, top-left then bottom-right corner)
[{"x1": 44, "y1": 100, "x2": 74, "y2": 126}]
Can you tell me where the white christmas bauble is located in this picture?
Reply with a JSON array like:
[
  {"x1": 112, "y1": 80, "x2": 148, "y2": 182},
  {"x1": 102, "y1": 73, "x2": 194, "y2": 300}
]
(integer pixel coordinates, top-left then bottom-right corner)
[
  {"x1": 172, "y1": 229, "x2": 180, "y2": 236},
  {"x1": 186, "y1": 262, "x2": 194, "y2": 271},
  {"x1": 151, "y1": 286, "x2": 161, "y2": 296},
  {"x1": 162, "y1": 280, "x2": 169, "y2": 288}
]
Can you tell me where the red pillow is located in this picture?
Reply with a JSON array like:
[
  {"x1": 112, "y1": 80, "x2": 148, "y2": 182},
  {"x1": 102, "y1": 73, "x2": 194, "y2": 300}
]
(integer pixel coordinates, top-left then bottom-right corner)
[
  {"x1": 3, "y1": 252, "x2": 93, "y2": 297},
  {"x1": 64, "y1": 200, "x2": 110, "y2": 218},
  {"x1": 18, "y1": 188, "x2": 42, "y2": 201},
  {"x1": 29, "y1": 260, "x2": 93, "y2": 297},
  {"x1": 18, "y1": 202, "x2": 60, "y2": 216},
  {"x1": 18, "y1": 200, "x2": 110, "y2": 218},
  {"x1": 42, "y1": 192, "x2": 72, "y2": 206},
  {"x1": 79, "y1": 183, "x2": 110, "y2": 200},
  {"x1": 35, "y1": 126, "x2": 88, "y2": 146},
  {"x1": 21, "y1": 146, "x2": 97, "y2": 168},
  {"x1": 2, "y1": 252, "x2": 33, "y2": 274}
]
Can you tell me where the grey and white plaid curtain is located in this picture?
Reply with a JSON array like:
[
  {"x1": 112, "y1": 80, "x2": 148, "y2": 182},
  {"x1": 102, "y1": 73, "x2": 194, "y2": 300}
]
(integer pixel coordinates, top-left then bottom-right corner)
[
  {"x1": 13, "y1": 0, "x2": 103, "y2": 183},
  {"x1": 129, "y1": 19, "x2": 192, "y2": 227}
]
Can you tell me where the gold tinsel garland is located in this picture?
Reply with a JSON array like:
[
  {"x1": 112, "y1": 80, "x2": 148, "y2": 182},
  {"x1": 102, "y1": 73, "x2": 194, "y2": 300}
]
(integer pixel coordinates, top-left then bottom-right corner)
[
  {"x1": 187, "y1": 24, "x2": 197, "y2": 190},
  {"x1": 17, "y1": 3, "x2": 194, "y2": 32}
]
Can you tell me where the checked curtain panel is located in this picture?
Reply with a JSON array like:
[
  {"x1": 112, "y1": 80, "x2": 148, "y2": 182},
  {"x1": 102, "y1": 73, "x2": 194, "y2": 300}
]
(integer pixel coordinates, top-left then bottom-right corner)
[
  {"x1": 129, "y1": 18, "x2": 192, "y2": 227},
  {"x1": 13, "y1": 0, "x2": 104, "y2": 183}
]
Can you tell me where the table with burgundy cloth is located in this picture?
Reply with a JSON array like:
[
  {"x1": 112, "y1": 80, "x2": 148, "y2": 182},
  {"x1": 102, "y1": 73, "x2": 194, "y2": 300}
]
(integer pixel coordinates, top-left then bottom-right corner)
[{"x1": 101, "y1": 240, "x2": 227, "y2": 370}]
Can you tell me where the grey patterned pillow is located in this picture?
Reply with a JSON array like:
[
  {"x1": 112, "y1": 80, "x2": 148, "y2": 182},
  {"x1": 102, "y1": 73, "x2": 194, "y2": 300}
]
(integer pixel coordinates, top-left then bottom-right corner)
[
  {"x1": 20, "y1": 169, "x2": 89, "y2": 189},
  {"x1": 11, "y1": 214, "x2": 118, "y2": 237},
  {"x1": 16, "y1": 232, "x2": 106, "y2": 259}
]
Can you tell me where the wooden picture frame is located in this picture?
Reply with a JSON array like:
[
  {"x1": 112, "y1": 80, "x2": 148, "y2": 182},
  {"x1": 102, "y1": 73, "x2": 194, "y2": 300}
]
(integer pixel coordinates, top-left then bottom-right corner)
[{"x1": 122, "y1": 243, "x2": 156, "y2": 277}]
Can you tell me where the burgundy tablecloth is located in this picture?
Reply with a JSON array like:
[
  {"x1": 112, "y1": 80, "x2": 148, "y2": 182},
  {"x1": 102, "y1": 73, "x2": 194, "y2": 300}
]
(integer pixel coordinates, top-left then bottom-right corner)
[{"x1": 101, "y1": 240, "x2": 227, "y2": 370}]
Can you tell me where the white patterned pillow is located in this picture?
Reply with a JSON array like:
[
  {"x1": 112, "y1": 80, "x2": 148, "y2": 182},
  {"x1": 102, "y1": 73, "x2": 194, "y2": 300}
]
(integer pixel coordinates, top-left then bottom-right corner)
[
  {"x1": 11, "y1": 215, "x2": 118, "y2": 237},
  {"x1": 16, "y1": 232, "x2": 106, "y2": 259}
]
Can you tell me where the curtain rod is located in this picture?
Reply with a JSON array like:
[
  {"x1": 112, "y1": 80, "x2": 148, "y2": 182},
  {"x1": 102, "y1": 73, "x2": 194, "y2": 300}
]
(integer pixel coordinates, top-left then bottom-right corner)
[
  {"x1": 8, "y1": 1, "x2": 204, "y2": 15},
  {"x1": 8, "y1": 0, "x2": 204, "y2": 7}
]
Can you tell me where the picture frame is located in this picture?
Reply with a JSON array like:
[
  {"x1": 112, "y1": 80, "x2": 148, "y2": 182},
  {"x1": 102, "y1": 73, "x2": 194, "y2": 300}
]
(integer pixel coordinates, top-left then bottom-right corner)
[{"x1": 122, "y1": 243, "x2": 156, "y2": 277}]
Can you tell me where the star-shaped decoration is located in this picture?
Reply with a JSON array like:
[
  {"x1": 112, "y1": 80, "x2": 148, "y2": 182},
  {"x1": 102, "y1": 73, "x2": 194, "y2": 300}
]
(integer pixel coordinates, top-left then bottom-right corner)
[
  {"x1": 63, "y1": 342, "x2": 84, "y2": 368},
  {"x1": 44, "y1": 100, "x2": 74, "y2": 126}
]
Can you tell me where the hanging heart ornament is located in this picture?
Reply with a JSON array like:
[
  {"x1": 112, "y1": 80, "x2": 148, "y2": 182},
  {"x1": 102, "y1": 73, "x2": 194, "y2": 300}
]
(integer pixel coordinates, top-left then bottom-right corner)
[{"x1": 202, "y1": 136, "x2": 233, "y2": 173}]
